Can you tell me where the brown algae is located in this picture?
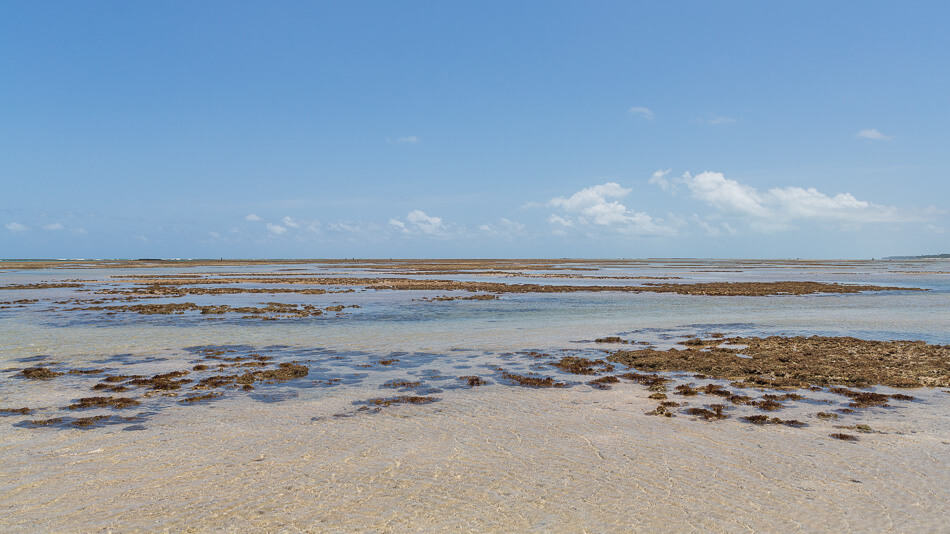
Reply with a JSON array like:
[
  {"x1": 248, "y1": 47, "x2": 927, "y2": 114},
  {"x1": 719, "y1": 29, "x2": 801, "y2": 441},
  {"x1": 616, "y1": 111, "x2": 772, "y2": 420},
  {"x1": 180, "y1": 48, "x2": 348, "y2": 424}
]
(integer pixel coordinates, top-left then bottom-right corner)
[
  {"x1": 66, "y1": 396, "x2": 141, "y2": 410},
  {"x1": 501, "y1": 371, "x2": 567, "y2": 388},
  {"x1": 19, "y1": 367, "x2": 62, "y2": 380}
]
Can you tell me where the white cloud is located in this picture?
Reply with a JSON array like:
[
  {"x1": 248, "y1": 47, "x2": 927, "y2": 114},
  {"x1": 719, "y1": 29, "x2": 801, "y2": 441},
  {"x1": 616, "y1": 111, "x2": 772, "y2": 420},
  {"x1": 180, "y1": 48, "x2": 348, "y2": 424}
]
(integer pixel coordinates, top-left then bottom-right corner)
[
  {"x1": 282, "y1": 216, "x2": 300, "y2": 228},
  {"x1": 266, "y1": 223, "x2": 287, "y2": 235},
  {"x1": 208, "y1": 231, "x2": 221, "y2": 239},
  {"x1": 548, "y1": 182, "x2": 673, "y2": 235},
  {"x1": 547, "y1": 214, "x2": 574, "y2": 227},
  {"x1": 675, "y1": 171, "x2": 910, "y2": 228},
  {"x1": 648, "y1": 168, "x2": 673, "y2": 191},
  {"x1": 405, "y1": 210, "x2": 444, "y2": 234},
  {"x1": 628, "y1": 106, "x2": 654, "y2": 120},
  {"x1": 857, "y1": 128, "x2": 892, "y2": 141},
  {"x1": 388, "y1": 210, "x2": 449, "y2": 236},
  {"x1": 684, "y1": 172, "x2": 771, "y2": 218},
  {"x1": 550, "y1": 182, "x2": 631, "y2": 222},
  {"x1": 42, "y1": 223, "x2": 64, "y2": 231},
  {"x1": 388, "y1": 218, "x2": 408, "y2": 233},
  {"x1": 245, "y1": 213, "x2": 262, "y2": 222},
  {"x1": 5, "y1": 222, "x2": 28, "y2": 232}
]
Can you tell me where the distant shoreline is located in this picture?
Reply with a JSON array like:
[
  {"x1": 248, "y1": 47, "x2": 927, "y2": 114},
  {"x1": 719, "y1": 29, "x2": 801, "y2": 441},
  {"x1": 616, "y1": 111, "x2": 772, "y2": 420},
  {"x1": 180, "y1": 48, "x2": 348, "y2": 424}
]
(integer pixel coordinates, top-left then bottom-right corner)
[{"x1": 885, "y1": 253, "x2": 950, "y2": 259}]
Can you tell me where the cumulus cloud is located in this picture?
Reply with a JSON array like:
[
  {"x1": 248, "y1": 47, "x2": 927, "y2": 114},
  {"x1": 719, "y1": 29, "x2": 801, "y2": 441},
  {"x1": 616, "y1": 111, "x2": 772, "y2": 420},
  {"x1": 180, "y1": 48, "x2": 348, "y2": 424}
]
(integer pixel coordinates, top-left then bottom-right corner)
[
  {"x1": 245, "y1": 213, "x2": 262, "y2": 222},
  {"x1": 628, "y1": 106, "x2": 654, "y2": 120},
  {"x1": 389, "y1": 210, "x2": 446, "y2": 235},
  {"x1": 266, "y1": 223, "x2": 287, "y2": 235},
  {"x1": 671, "y1": 171, "x2": 910, "y2": 228},
  {"x1": 5, "y1": 222, "x2": 28, "y2": 232},
  {"x1": 684, "y1": 172, "x2": 771, "y2": 218},
  {"x1": 857, "y1": 128, "x2": 892, "y2": 141},
  {"x1": 547, "y1": 182, "x2": 673, "y2": 235},
  {"x1": 42, "y1": 223, "x2": 64, "y2": 231},
  {"x1": 282, "y1": 216, "x2": 300, "y2": 228}
]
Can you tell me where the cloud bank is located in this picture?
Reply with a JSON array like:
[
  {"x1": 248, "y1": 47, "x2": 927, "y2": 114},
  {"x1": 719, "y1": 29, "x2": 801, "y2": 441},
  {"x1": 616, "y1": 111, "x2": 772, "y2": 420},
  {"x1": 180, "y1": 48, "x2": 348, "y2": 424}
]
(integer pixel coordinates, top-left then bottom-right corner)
[{"x1": 672, "y1": 171, "x2": 910, "y2": 228}]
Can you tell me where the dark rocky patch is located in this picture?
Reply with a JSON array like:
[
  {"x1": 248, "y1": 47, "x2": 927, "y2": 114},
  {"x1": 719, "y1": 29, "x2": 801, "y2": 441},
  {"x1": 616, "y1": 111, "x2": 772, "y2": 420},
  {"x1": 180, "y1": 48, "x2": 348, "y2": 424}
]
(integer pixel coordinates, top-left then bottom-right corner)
[{"x1": 19, "y1": 367, "x2": 62, "y2": 380}]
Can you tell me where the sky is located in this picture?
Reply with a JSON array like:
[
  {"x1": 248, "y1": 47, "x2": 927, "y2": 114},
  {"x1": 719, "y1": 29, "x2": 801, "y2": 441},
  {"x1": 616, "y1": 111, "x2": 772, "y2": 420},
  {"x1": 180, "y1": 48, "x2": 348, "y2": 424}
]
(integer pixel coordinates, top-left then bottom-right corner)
[{"x1": 2, "y1": 1, "x2": 948, "y2": 259}]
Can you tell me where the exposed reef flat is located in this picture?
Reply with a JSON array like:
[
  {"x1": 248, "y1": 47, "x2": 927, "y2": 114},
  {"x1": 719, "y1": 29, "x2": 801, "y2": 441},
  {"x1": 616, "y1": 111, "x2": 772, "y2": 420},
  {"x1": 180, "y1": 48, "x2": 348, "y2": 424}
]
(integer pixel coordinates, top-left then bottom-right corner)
[
  {"x1": 4, "y1": 335, "x2": 942, "y2": 436},
  {"x1": 608, "y1": 335, "x2": 950, "y2": 388},
  {"x1": 102, "y1": 276, "x2": 919, "y2": 296},
  {"x1": 69, "y1": 302, "x2": 359, "y2": 319}
]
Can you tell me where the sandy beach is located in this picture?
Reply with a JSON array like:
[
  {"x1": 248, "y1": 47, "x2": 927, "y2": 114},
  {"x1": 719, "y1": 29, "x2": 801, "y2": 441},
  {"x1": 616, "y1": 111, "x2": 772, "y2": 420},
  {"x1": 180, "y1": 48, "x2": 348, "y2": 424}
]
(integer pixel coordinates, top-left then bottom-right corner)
[{"x1": 4, "y1": 383, "x2": 948, "y2": 532}]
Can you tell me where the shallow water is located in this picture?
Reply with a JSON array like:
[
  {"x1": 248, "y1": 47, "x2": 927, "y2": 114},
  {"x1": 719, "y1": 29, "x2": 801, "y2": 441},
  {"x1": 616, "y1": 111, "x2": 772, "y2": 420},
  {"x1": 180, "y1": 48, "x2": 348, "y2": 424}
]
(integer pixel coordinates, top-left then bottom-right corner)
[{"x1": 1, "y1": 259, "x2": 949, "y2": 532}]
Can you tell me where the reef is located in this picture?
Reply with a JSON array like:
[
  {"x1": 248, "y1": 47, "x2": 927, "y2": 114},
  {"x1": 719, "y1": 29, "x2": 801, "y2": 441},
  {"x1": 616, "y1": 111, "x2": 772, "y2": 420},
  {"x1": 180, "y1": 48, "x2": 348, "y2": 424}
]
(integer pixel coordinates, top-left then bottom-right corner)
[
  {"x1": 0, "y1": 407, "x2": 33, "y2": 415},
  {"x1": 501, "y1": 371, "x2": 567, "y2": 388},
  {"x1": 415, "y1": 294, "x2": 499, "y2": 302},
  {"x1": 552, "y1": 356, "x2": 615, "y2": 375},
  {"x1": 65, "y1": 396, "x2": 141, "y2": 410},
  {"x1": 684, "y1": 404, "x2": 729, "y2": 421},
  {"x1": 608, "y1": 335, "x2": 950, "y2": 388},
  {"x1": 103, "y1": 276, "x2": 920, "y2": 297},
  {"x1": 594, "y1": 336, "x2": 629, "y2": 343},
  {"x1": 71, "y1": 302, "x2": 354, "y2": 319},
  {"x1": 0, "y1": 283, "x2": 84, "y2": 290},
  {"x1": 19, "y1": 367, "x2": 63, "y2": 380},
  {"x1": 830, "y1": 433, "x2": 859, "y2": 442},
  {"x1": 587, "y1": 376, "x2": 620, "y2": 390},
  {"x1": 459, "y1": 376, "x2": 486, "y2": 386},
  {"x1": 364, "y1": 396, "x2": 439, "y2": 407},
  {"x1": 382, "y1": 379, "x2": 422, "y2": 389}
]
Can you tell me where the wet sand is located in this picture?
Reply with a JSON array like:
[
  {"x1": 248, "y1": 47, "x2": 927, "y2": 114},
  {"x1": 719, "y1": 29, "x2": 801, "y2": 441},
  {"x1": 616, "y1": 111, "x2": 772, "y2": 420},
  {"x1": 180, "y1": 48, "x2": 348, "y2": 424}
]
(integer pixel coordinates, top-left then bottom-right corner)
[{"x1": 3, "y1": 385, "x2": 948, "y2": 532}]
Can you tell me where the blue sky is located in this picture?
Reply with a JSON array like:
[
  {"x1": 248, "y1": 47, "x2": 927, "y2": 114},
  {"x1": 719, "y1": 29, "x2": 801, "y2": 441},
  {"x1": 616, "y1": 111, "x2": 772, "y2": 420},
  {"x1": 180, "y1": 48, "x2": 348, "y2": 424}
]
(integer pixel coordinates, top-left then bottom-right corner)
[{"x1": 2, "y1": 1, "x2": 948, "y2": 259}]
